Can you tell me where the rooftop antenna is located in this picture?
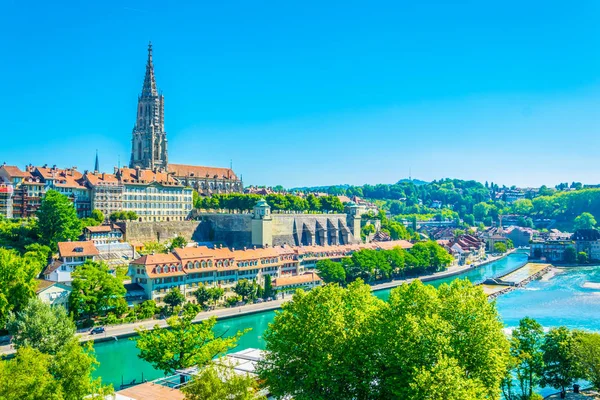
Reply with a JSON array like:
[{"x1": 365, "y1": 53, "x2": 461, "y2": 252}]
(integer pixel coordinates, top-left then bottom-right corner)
[
  {"x1": 118, "y1": 155, "x2": 121, "y2": 169},
  {"x1": 230, "y1": 159, "x2": 233, "y2": 170}
]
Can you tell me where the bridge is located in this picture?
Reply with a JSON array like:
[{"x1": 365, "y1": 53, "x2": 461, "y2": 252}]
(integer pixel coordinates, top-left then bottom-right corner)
[{"x1": 480, "y1": 263, "x2": 553, "y2": 298}]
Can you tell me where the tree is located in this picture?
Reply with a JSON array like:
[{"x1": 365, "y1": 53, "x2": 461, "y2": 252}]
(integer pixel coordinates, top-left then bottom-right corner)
[
  {"x1": 508, "y1": 317, "x2": 545, "y2": 400},
  {"x1": 134, "y1": 300, "x2": 158, "y2": 319},
  {"x1": 169, "y1": 235, "x2": 187, "y2": 251},
  {"x1": 37, "y1": 190, "x2": 82, "y2": 250},
  {"x1": 263, "y1": 275, "x2": 274, "y2": 299},
  {"x1": 578, "y1": 251, "x2": 589, "y2": 264},
  {"x1": 234, "y1": 279, "x2": 257, "y2": 302},
  {"x1": 473, "y1": 202, "x2": 491, "y2": 221},
  {"x1": 541, "y1": 326, "x2": 583, "y2": 398},
  {"x1": 182, "y1": 361, "x2": 266, "y2": 400},
  {"x1": 163, "y1": 287, "x2": 186, "y2": 312},
  {"x1": 258, "y1": 280, "x2": 384, "y2": 400},
  {"x1": 506, "y1": 239, "x2": 514, "y2": 249},
  {"x1": 7, "y1": 298, "x2": 76, "y2": 355},
  {"x1": 377, "y1": 279, "x2": 509, "y2": 399},
  {"x1": 574, "y1": 212, "x2": 597, "y2": 230},
  {"x1": 208, "y1": 287, "x2": 224, "y2": 305},
  {"x1": 0, "y1": 248, "x2": 39, "y2": 326},
  {"x1": 564, "y1": 246, "x2": 577, "y2": 264},
  {"x1": 68, "y1": 261, "x2": 126, "y2": 320},
  {"x1": 258, "y1": 279, "x2": 509, "y2": 400},
  {"x1": 316, "y1": 259, "x2": 346, "y2": 284},
  {"x1": 574, "y1": 331, "x2": 600, "y2": 390},
  {"x1": 0, "y1": 347, "x2": 63, "y2": 399},
  {"x1": 194, "y1": 285, "x2": 212, "y2": 307},
  {"x1": 494, "y1": 242, "x2": 507, "y2": 254},
  {"x1": 91, "y1": 209, "x2": 105, "y2": 224},
  {"x1": 135, "y1": 309, "x2": 247, "y2": 380}
]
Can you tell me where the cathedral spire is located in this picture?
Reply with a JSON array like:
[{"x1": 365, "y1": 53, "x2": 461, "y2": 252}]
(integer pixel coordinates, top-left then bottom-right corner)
[
  {"x1": 141, "y1": 41, "x2": 158, "y2": 98},
  {"x1": 94, "y1": 150, "x2": 99, "y2": 173}
]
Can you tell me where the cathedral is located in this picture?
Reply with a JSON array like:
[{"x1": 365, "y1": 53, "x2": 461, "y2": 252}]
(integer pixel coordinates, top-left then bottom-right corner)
[{"x1": 129, "y1": 43, "x2": 243, "y2": 196}]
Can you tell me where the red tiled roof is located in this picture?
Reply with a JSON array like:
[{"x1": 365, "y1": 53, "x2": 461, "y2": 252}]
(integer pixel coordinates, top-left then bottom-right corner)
[
  {"x1": 0, "y1": 165, "x2": 29, "y2": 178},
  {"x1": 118, "y1": 167, "x2": 181, "y2": 186},
  {"x1": 272, "y1": 272, "x2": 322, "y2": 287},
  {"x1": 168, "y1": 163, "x2": 238, "y2": 180},
  {"x1": 84, "y1": 171, "x2": 120, "y2": 186},
  {"x1": 58, "y1": 241, "x2": 99, "y2": 257},
  {"x1": 34, "y1": 166, "x2": 86, "y2": 189}
]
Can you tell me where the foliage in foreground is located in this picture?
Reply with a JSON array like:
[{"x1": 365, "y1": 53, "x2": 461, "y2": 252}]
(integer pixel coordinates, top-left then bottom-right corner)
[
  {"x1": 182, "y1": 361, "x2": 266, "y2": 400},
  {"x1": 258, "y1": 279, "x2": 509, "y2": 400}
]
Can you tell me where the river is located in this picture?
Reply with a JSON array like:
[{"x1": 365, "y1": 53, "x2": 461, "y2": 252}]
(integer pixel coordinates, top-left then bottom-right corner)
[{"x1": 93, "y1": 251, "x2": 600, "y2": 391}]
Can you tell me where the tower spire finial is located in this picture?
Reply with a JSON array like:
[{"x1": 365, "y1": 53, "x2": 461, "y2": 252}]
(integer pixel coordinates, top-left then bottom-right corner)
[
  {"x1": 141, "y1": 41, "x2": 157, "y2": 98},
  {"x1": 94, "y1": 149, "x2": 99, "y2": 173}
]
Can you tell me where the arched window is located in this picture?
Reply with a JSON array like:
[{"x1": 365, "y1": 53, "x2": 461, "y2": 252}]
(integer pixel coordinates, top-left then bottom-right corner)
[
  {"x1": 195, "y1": 261, "x2": 200, "y2": 269},
  {"x1": 201, "y1": 261, "x2": 206, "y2": 268},
  {"x1": 187, "y1": 262, "x2": 192, "y2": 269},
  {"x1": 178, "y1": 265, "x2": 183, "y2": 271}
]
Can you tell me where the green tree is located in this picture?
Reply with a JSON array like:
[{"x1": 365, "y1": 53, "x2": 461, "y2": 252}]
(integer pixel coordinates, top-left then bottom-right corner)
[
  {"x1": 494, "y1": 242, "x2": 508, "y2": 254},
  {"x1": 564, "y1": 246, "x2": 577, "y2": 264},
  {"x1": 163, "y1": 287, "x2": 186, "y2": 312},
  {"x1": 574, "y1": 212, "x2": 597, "y2": 230},
  {"x1": 169, "y1": 235, "x2": 187, "y2": 251},
  {"x1": 7, "y1": 298, "x2": 76, "y2": 355},
  {"x1": 0, "y1": 248, "x2": 39, "y2": 326},
  {"x1": 258, "y1": 280, "x2": 384, "y2": 400},
  {"x1": 234, "y1": 279, "x2": 257, "y2": 302},
  {"x1": 182, "y1": 361, "x2": 266, "y2": 400},
  {"x1": 134, "y1": 300, "x2": 158, "y2": 319},
  {"x1": 68, "y1": 261, "x2": 126, "y2": 320},
  {"x1": 208, "y1": 287, "x2": 224, "y2": 305},
  {"x1": 377, "y1": 279, "x2": 509, "y2": 399},
  {"x1": 574, "y1": 331, "x2": 600, "y2": 390},
  {"x1": 506, "y1": 239, "x2": 515, "y2": 249},
  {"x1": 316, "y1": 259, "x2": 346, "y2": 284},
  {"x1": 578, "y1": 251, "x2": 589, "y2": 264},
  {"x1": 135, "y1": 309, "x2": 247, "y2": 381},
  {"x1": 0, "y1": 347, "x2": 63, "y2": 399},
  {"x1": 194, "y1": 285, "x2": 212, "y2": 307},
  {"x1": 37, "y1": 190, "x2": 82, "y2": 250},
  {"x1": 541, "y1": 326, "x2": 583, "y2": 398},
  {"x1": 473, "y1": 202, "x2": 491, "y2": 221},
  {"x1": 91, "y1": 209, "x2": 105, "y2": 224},
  {"x1": 409, "y1": 354, "x2": 488, "y2": 400},
  {"x1": 508, "y1": 317, "x2": 545, "y2": 400},
  {"x1": 513, "y1": 199, "x2": 534, "y2": 215},
  {"x1": 263, "y1": 275, "x2": 274, "y2": 299},
  {"x1": 126, "y1": 211, "x2": 138, "y2": 221}
]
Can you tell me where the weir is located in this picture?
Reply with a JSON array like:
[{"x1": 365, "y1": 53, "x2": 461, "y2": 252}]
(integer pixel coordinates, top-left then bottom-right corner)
[{"x1": 480, "y1": 263, "x2": 552, "y2": 298}]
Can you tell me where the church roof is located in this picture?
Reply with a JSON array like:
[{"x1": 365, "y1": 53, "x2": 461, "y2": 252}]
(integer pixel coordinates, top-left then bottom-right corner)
[
  {"x1": 168, "y1": 163, "x2": 238, "y2": 180},
  {"x1": 118, "y1": 167, "x2": 182, "y2": 186}
]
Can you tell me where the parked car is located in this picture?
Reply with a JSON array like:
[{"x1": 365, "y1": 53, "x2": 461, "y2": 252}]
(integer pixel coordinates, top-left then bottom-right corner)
[
  {"x1": 90, "y1": 326, "x2": 105, "y2": 335},
  {"x1": 254, "y1": 298, "x2": 264, "y2": 304}
]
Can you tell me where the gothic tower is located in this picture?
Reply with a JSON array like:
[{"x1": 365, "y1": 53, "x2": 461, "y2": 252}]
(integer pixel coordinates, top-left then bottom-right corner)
[{"x1": 129, "y1": 42, "x2": 168, "y2": 170}]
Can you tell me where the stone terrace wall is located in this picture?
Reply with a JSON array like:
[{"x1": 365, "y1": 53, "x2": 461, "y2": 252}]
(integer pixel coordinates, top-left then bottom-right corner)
[
  {"x1": 120, "y1": 221, "x2": 203, "y2": 243},
  {"x1": 196, "y1": 214, "x2": 253, "y2": 248}
]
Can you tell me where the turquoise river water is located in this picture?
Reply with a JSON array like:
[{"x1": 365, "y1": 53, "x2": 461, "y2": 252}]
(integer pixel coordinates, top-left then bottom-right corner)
[{"x1": 94, "y1": 251, "x2": 600, "y2": 391}]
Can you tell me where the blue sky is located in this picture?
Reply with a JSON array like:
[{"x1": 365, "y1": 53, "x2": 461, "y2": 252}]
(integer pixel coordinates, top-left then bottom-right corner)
[{"x1": 1, "y1": 0, "x2": 599, "y2": 188}]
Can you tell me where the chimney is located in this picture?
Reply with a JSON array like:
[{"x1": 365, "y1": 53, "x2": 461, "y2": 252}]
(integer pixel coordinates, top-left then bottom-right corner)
[
  {"x1": 243, "y1": 246, "x2": 247, "y2": 251},
  {"x1": 253, "y1": 245, "x2": 257, "y2": 250}
]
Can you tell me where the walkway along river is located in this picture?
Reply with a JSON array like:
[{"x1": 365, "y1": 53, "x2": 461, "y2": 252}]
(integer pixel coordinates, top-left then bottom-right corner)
[{"x1": 94, "y1": 251, "x2": 533, "y2": 388}]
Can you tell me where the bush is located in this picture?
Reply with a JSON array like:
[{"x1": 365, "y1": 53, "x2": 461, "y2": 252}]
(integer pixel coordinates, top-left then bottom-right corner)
[{"x1": 225, "y1": 295, "x2": 242, "y2": 307}]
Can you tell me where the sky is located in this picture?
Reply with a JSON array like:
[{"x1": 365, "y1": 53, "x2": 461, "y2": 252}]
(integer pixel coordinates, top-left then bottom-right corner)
[{"x1": 1, "y1": 0, "x2": 599, "y2": 188}]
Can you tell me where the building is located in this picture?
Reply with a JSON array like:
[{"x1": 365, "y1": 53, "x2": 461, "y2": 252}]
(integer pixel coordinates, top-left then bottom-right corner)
[
  {"x1": 169, "y1": 164, "x2": 243, "y2": 196},
  {"x1": 83, "y1": 224, "x2": 124, "y2": 244},
  {"x1": 128, "y1": 239, "x2": 413, "y2": 303},
  {"x1": 448, "y1": 234, "x2": 486, "y2": 265},
  {"x1": 119, "y1": 167, "x2": 193, "y2": 222},
  {"x1": 272, "y1": 271, "x2": 322, "y2": 295},
  {"x1": 128, "y1": 43, "x2": 242, "y2": 194},
  {"x1": 0, "y1": 182, "x2": 13, "y2": 218},
  {"x1": 32, "y1": 165, "x2": 91, "y2": 218},
  {"x1": 530, "y1": 239, "x2": 574, "y2": 262},
  {"x1": 84, "y1": 170, "x2": 124, "y2": 220},
  {"x1": 35, "y1": 279, "x2": 71, "y2": 309},
  {"x1": 129, "y1": 43, "x2": 168, "y2": 171},
  {"x1": 505, "y1": 226, "x2": 535, "y2": 248},
  {"x1": 0, "y1": 164, "x2": 45, "y2": 218},
  {"x1": 43, "y1": 241, "x2": 99, "y2": 283},
  {"x1": 572, "y1": 229, "x2": 600, "y2": 261}
]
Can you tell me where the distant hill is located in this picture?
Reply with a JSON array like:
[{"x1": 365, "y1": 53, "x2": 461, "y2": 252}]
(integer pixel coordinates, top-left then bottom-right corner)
[{"x1": 397, "y1": 178, "x2": 429, "y2": 186}]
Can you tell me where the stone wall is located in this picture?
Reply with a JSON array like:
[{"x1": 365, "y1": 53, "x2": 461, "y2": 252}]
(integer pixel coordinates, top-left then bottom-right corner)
[
  {"x1": 120, "y1": 221, "x2": 203, "y2": 243},
  {"x1": 122, "y1": 213, "x2": 360, "y2": 248}
]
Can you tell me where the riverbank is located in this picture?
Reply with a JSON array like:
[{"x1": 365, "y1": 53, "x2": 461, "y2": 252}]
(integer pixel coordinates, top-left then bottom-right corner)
[{"x1": 0, "y1": 250, "x2": 517, "y2": 356}]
